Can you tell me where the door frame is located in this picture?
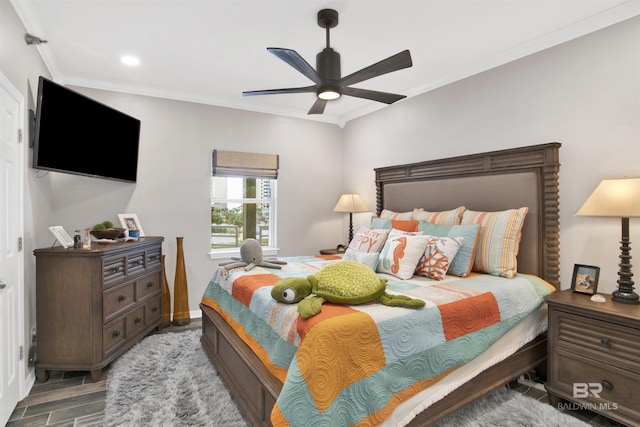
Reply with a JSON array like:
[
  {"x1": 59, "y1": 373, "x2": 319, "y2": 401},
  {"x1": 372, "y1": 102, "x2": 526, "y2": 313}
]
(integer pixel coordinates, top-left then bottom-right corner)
[{"x1": 0, "y1": 71, "x2": 26, "y2": 421}]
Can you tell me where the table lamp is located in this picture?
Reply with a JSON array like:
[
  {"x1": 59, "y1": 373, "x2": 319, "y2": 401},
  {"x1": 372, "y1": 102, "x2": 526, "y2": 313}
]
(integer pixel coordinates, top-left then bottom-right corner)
[
  {"x1": 333, "y1": 193, "x2": 369, "y2": 243},
  {"x1": 577, "y1": 177, "x2": 640, "y2": 304}
]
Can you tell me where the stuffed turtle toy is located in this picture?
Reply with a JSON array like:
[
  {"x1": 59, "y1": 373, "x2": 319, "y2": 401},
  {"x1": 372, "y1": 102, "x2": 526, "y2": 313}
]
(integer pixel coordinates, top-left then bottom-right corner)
[
  {"x1": 219, "y1": 238, "x2": 287, "y2": 271},
  {"x1": 271, "y1": 260, "x2": 425, "y2": 319}
]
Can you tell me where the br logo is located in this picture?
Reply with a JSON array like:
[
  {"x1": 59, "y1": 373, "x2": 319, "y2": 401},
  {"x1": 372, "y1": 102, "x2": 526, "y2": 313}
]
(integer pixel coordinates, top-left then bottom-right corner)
[{"x1": 573, "y1": 383, "x2": 603, "y2": 398}]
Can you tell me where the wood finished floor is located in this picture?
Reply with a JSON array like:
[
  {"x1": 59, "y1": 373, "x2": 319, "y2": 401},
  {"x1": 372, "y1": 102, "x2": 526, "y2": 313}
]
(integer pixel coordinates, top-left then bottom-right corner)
[{"x1": 7, "y1": 318, "x2": 625, "y2": 427}]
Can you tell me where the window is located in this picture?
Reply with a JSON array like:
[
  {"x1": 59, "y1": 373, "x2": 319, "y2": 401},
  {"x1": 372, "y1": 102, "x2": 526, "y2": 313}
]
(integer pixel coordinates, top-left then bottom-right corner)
[{"x1": 210, "y1": 150, "x2": 278, "y2": 257}]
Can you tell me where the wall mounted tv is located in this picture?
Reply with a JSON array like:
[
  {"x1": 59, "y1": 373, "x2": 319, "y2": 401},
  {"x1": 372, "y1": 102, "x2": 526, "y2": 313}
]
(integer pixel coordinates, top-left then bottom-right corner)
[{"x1": 32, "y1": 76, "x2": 141, "y2": 183}]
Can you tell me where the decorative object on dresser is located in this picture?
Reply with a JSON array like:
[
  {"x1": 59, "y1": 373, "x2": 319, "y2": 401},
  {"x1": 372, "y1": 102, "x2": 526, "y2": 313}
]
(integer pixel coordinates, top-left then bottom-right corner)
[
  {"x1": 161, "y1": 254, "x2": 172, "y2": 327},
  {"x1": 172, "y1": 236, "x2": 190, "y2": 326},
  {"x1": 545, "y1": 290, "x2": 640, "y2": 426},
  {"x1": 117, "y1": 212, "x2": 145, "y2": 237},
  {"x1": 332, "y1": 193, "x2": 369, "y2": 243},
  {"x1": 577, "y1": 177, "x2": 640, "y2": 304},
  {"x1": 33, "y1": 236, "x2": 164, "y2": 382}
]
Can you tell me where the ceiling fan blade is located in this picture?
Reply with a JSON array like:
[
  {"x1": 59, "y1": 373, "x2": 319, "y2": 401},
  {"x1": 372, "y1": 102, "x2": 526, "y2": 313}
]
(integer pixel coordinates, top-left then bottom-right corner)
[
  {"x1": 267, "y1": 48, "x2": 323, "y2": 85},
  {"x1": 242, "y1": 85, "x2": 317, "y2": 97},
  {"x1": 308, "y1": 98, "x2": 328, "y2": 115},
  {"x1": 339, "y1": 50, "x2": 412, "y2": 87},
  {"x1": 342, "y1": 87, "x2": 406, "y2": 104}
]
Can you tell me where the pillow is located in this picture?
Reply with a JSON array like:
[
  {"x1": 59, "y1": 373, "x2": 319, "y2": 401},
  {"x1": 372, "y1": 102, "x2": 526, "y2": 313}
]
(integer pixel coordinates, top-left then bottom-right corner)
[
  {"x1": 460, "y1": 208, "x2": 528, "y2": 279},
  {"x1": 377, "y1": 234, "x2": 430, "y2": 280},
  {"x1": 414, "y1": 235, "x2": 463, "y2": 280},
  {"x1": 347, "y1": 226, "x2": 389, "y2": 253},
  {"x1": 379, "y1": 209, "x2": 418, "y2": 220},
  {"x1": 413, "y1": 206, "x2": 466, "y2": 225},
  {"x1": 417, "y1": 222, "x2": 480, "y2": 277},
  {"x1": 342, "y1": 251, "x2": 380, "y2": 270},
  {"x1": 343, "y1": 226, "x2": 390, "y2": 270},
  {"x1": 370, "y1": 218, "x2": 419, "y2": 232}
]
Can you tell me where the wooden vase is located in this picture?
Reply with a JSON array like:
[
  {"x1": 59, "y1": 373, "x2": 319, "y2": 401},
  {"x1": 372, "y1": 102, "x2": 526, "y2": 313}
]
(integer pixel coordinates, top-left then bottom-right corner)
[
  {"x1": 172, "y1": 237, "x2": 191, "y2": 326},
  {"x1": 160, "y1": 255, "x2": 172, "y2": 328}
]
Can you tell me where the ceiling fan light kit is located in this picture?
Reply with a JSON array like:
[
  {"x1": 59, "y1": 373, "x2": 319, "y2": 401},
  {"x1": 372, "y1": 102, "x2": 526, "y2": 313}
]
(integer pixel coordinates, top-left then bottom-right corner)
[{"x1": 242, "y1": 9, "x2": 412, "y2": 115}]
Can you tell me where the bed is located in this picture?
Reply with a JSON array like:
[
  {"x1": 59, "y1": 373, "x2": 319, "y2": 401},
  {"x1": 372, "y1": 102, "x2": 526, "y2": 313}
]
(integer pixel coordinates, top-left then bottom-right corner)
[{"x1": 200, "y1": 142, "x2": 561, "y2": 427}]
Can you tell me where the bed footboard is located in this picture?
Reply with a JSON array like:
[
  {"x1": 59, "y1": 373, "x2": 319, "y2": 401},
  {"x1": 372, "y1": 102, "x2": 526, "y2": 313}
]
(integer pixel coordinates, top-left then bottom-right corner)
[{"x1": 200, "y1": 303, "x2": 281, "y2": 427}]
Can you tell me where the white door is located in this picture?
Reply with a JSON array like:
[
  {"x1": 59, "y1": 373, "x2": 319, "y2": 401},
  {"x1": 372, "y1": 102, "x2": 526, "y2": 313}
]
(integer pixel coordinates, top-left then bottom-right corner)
[{"x1": 0, "y1": 73, "x2": 25, "y2": 426}]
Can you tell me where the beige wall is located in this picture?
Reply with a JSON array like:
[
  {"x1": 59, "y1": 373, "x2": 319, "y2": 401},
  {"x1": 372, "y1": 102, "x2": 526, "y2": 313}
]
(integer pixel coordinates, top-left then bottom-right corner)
[{"x1": 343, "y1": 16, "x2": 640, "y2": 294}]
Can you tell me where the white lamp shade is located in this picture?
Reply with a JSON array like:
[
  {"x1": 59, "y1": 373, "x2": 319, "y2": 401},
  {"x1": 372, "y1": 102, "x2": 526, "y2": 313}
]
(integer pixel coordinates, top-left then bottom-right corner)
[
  {"x1": 333, "y1": 194, "x2": 369, "y2": 213},
  {"x1": 577, "y1": 178, "x2": 640, "y2": 218}
]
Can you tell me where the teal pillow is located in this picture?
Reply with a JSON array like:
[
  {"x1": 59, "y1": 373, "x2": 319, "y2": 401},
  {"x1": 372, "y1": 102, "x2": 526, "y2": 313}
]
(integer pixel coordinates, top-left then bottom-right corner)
[{"x1": 417, "y1": 222, "x2": 480, "y2": 277}]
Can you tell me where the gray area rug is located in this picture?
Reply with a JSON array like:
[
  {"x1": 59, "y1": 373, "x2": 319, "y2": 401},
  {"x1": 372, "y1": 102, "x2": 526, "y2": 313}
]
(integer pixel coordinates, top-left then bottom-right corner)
[
  {"x1": 106, "y1": 329, "x2": 589, "y2": 427},
  {"x1": 105, "y1": 330, "x2": 248, "y2": 426}
]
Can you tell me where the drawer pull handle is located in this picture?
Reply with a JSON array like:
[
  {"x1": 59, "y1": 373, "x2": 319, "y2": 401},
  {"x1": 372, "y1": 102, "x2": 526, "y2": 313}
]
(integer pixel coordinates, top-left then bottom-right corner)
[
  {"x1": 137, "y1": 260, "x2": 143, "y2": 265},
  {"x1": 118, "y1": 295, "x2": 127, "y2": 302},
  {"x1": 601, "y1": 380, "x2": 614, "y2": 391},
  {"x1": 151, "y1": 306, "x2": 158, "y2": 312},
  {"x1": 600, "y1": 338, "x2": 611, "y2": 347},
  {"x1": 112, "y1": 267, "x2": 121, "y2": 273},
  {"x1": 135, "y1": 317, "x2": 142, "y2": 324},
  {"x1": 147, "y1": 282, "x2": 154, "y2": 288},
  {"x1": 112, "y1": 330, "x2": 121, "y2": 338}
]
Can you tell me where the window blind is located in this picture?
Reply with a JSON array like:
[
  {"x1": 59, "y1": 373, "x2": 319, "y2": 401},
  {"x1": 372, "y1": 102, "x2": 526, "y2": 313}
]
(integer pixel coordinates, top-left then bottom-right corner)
[{"x1": 212, "y1": 150, "x2": 279, "y2": 179}]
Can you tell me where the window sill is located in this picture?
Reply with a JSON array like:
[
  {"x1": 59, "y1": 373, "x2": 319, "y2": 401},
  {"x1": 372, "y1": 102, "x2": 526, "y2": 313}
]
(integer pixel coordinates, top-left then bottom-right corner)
[{"x1": 209, "y1": 247, "x2": 280, "y2": 260}]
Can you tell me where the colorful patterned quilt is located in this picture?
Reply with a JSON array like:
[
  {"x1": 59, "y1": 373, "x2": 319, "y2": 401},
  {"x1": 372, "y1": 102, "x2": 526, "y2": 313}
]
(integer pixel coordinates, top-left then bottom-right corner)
[{"x1": 201, "y1": 255, "x2": 554, "y2": 427}]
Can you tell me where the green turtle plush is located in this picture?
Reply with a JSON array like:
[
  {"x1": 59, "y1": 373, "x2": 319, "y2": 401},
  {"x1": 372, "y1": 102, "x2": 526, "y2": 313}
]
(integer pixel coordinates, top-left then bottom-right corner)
[{"x1": 271, "y1": 261, "x2": 425, "y2": 319}]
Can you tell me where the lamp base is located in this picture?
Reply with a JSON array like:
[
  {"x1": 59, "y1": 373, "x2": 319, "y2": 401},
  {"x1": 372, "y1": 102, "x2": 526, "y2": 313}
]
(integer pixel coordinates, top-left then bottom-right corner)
[{"x1": 612, "y1": 289, "x2": 640, "y2": 304}]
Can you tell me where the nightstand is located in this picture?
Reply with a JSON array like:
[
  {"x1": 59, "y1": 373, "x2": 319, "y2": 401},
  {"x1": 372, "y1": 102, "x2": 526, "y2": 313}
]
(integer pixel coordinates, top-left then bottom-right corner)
[
  {"x1": 319, "y1": 247, "x2": 345, "y2": 255},
  {"x1": 544, "y1": 290, "x2": 640, "y2": 426}
]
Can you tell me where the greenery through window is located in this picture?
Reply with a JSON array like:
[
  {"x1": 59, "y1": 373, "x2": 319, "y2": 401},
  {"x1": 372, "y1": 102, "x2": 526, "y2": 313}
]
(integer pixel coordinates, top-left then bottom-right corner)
[{"x1": 210, "y1": 176, "x2": 276, "y2": 250}]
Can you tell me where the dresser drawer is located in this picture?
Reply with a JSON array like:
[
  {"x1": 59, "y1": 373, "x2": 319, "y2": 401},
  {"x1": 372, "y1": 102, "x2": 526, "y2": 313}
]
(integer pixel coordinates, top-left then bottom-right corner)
[
  {"x1": 136, "y1": 273, "x2": 161, "y2": 301},
  {"x1": 127, "y1": 251, "x2": 146, "y2": 276},
  {"x1": 103, "y1": 255, "x2": 126, "y2": 286},
  {"x1": 553, "y1": 310, "x2": 640, "y2": 374},
  {"x1": 104, "y1": 318, "x2": 126, "y2": 355},
  {"x1": 103, "y1": 282, "x2": 135, "y2": 322},
  {"x1": 146, "y1": 247, "x2": 162, "y2": 269},
  {"x1": 145, "y1": 296, "x2": 162, "y2": 325},
  {"x1": 552, "y1": 348, "x2": 640, "y2": 422},
  {"x1": 126, "y1": 306, "x2": 146, "y2": 337}
]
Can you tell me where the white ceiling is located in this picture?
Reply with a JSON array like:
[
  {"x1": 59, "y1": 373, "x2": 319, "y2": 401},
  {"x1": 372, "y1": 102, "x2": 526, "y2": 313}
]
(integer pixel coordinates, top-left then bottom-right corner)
[{"x1": 11, "y1": 0, "x2": 640, "y2": 126}]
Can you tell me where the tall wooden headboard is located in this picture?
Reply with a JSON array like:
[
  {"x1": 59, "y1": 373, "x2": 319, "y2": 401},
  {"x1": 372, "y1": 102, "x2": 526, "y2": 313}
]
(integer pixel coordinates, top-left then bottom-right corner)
[{"x1": 374, "y1": 143, "x2": 561, "y2": 287}]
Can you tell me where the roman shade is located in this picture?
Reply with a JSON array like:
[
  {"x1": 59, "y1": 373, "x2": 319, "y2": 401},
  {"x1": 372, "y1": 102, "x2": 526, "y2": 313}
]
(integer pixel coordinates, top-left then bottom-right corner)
[{"x1": 212, "y1": 150, "x2": 279, "y2": 179}]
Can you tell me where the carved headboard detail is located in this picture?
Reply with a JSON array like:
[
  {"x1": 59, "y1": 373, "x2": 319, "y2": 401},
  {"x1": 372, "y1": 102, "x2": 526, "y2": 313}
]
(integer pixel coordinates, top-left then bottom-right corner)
[{"x1": 374, "y1": 143, "x2": 561, "y2": 287}]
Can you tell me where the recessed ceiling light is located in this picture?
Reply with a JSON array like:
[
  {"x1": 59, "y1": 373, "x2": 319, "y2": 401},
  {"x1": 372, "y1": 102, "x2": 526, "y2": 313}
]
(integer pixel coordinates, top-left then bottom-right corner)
[{"x1": 121, "y1": 55, "x2": 140, "y2": 66}]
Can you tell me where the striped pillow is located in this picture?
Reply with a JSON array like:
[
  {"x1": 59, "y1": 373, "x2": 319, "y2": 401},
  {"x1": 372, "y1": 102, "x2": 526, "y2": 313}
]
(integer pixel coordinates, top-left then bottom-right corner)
[
  {"x1": 413, "y1": 206, "x2": 465, "y2": 225},
  {"x1": 461, "y1": 208, "x2": 528, "y2": 279},
  {"x1": 379, "y1": 209, "x2": 417, "y2": 220}
]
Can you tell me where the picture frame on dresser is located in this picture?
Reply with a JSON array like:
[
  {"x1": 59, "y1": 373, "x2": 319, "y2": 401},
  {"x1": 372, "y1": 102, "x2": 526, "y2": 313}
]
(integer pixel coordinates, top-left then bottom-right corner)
[
  {"x1": 118, "y1": 213, "x2": 145, "y2": 236},
  {"x1": 571, "y1": 264, "x2": 600, "y2": 295}
]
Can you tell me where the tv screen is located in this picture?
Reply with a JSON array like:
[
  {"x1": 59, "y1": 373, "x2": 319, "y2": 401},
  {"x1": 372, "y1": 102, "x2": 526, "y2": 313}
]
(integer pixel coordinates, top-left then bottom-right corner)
[{"x1": 32, "y1": 76, "x2": 141, "y2": 183}]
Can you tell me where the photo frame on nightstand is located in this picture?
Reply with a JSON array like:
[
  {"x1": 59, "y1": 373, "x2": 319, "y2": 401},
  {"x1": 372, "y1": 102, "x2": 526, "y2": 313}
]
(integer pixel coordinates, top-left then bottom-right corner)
[{"x1": 571, "y1": 264, "x2": 600, "y2": 295}]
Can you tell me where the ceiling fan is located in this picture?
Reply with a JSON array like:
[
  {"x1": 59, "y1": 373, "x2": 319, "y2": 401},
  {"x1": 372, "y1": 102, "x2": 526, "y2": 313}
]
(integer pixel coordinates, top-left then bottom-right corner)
[{"x1": 242, "y1": 9, "x2": 413, "y2": 115}]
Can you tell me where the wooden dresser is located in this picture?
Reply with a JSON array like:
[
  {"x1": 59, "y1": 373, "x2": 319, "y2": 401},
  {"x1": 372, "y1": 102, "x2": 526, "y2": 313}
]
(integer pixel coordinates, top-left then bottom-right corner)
[
  {"x1": 545, "y1": 290, "x2": 640, "y2": 426},
  {"x1": 34, "y1": 236, "x2": 164, "y2": 382}
]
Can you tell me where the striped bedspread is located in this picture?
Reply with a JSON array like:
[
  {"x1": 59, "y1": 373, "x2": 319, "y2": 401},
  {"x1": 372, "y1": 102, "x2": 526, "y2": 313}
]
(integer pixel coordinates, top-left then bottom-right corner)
[{"x1": 201, "y1": 255, "x2": 554, "y2": 426}]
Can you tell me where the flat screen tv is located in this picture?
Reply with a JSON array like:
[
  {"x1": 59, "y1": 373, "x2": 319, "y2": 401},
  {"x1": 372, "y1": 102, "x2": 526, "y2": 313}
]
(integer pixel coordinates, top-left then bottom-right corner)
[{"x1": 32, "y1": 76, "x2": 141, "y2": 183}]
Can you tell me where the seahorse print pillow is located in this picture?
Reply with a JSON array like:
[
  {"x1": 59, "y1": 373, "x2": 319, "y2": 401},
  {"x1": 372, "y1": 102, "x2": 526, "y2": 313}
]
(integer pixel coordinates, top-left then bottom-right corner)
[{"x1": 377, "y1": 234, "x2": 430, "y2": 280}]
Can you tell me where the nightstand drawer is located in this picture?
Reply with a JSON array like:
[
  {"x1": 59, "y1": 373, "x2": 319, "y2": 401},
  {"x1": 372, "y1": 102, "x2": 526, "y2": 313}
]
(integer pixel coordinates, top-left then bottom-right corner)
[
  {"x1": 553, "y1": 310, "x2": 640, "y2": 373},
  {"x1": 553, "y1": 348, "x2": 640, "y2": 421}
]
